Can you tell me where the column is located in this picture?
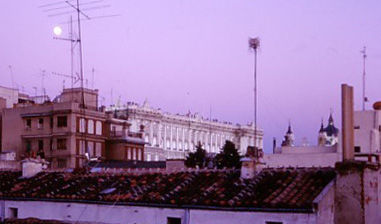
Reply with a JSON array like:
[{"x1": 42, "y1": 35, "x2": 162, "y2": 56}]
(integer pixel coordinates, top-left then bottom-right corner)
[
  {"x1": 157, "y1": 123, "x2": 161, "y2": 147},
  {"x1": 164, "y1": 124, "x2": 167, "y2": 149},
  {"x1": 182, "y1": 127, "x2": 185, "y2": 151},
  {"x1": 176, "y1": 127, "x2": 179, "y2": 151},
  {"x1": 188, "y1": 129, "x2": 192, "y2": 151},
  {"x1": 149, "y1": 121, "x2": 153, "y2": 145},
  {"x1": 170, "y1": 125, "x2": 173, "y2": 150}
]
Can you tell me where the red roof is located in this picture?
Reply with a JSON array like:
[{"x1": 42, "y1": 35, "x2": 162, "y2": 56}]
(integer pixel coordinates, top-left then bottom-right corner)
[{"x1": 0, "y1": 167, "x2": 335, "y2": 212}]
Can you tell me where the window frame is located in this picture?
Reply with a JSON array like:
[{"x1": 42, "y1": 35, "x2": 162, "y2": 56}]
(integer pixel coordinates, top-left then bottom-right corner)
[
  {"x1": 57, "y1": 116, "x2": 67, "y2": 128},
  {"x1": 57, "y1": 138, "x2": 67, "y2": 150}
]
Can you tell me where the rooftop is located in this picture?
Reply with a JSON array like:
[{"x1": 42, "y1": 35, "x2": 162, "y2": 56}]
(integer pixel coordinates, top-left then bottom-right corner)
[{"x1": 0, "y1": 167, "x2": 335, "y2": 212}]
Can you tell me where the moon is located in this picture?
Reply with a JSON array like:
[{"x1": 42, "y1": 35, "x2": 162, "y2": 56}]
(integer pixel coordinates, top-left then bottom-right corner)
[{"x1": 53, "y1": 26, "x2": 62, "y2": 36}]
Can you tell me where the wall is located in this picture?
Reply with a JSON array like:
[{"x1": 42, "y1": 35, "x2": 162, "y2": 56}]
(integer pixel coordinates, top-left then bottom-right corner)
[
  {"x1": 354, "y1": 110, "x2": 381, "y2": 153},
  {"x1": 1, "y1": 200, "x2": 319, "y2": 224},
  {"x1": 0, "y1": 160, "x2": 20, "y2": 170},
  {"x1": 264, "y1": 153, "x2": 341, "y2": 168},
  {"x1": 0, "y1": 86, "x2": 18, "y2": 108}
]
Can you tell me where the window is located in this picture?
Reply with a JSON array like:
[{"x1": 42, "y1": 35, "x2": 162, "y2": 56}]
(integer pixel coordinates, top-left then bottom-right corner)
[
  {"x1": 95, "y1": 142, "x2": 102, "y2": 157},
  {"x1": 26, "y1": 140, "x2": 31, "y2": 152},
  {"x1": 79, "y1": 140, "x2": 85, "y2": 155},
  {"x1": 96, "y1": 121, "x2": 102, "y2": 135},
  {"x1": 79, "y1": 118, "x2": 86, "y2": 133},
  {"x1": 133, "y1": 148, "x2": 136, "y2": 160},
  {"x1": 355, "y1": 146, "x2": 361, "y2": 153},
  {"x1": 57, "y1": 158, "x2": 67, "y2": 168},
  {"x1": 26, "y1": 119, "x2": 31, "y2": 129},
  {"x1": 9, "y1": 207, "x2": 18, "y2": 219},
  {"x1": 147, "y1": 154, "x2": 151, "y2": 161},
  {"x1": 167, "y1": 217, "x2": 181, "y2": 224},
  {"x1": 354, "y1": 126, "x2": 360, "y2": 129},
  {"x1": 38, "y1": 140, "x2": 44, "y2": 151},
  {"x1": 38, "y1": 118, "x2": 44, "y2": 129},
  {"x1": 57, "y1": 138, "x2": 67, "y2": 150},
  {"x1": 87, "y1": 141, "x2": 94, "y2": 157},
  {"x1": 266, "y1": 222, "x2": 283, "y2": 224},
  {"x1": 50, "y1": 117, "x2": 53, "y2": 128},
  {"x1": 88, "y1": 120, "x2": 94, "y2": 134},
  {"x1": 137, "y1": 149, "x2": 142, "y2": 161},
  {"x1": 57, "y1": 116, "x2": 67, "y2": 127}
]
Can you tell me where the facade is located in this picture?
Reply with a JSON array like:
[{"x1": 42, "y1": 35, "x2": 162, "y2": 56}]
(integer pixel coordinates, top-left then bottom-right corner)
[
  {"x1": 0, "y1": 88, "x2": 148, "y2": 169},
  {"x1": 108, "y1": 100, "x2": 262, "y2": 160},
  {"x1": 353, "y1": 102, "x2": 381, "y2": 154},
  {"x1": 1, "y1": 88, "x2": 107, "y2": 169}
]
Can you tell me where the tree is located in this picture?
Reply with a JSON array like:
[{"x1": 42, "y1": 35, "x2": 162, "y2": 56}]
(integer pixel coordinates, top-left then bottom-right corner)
[
  {"x1": 185, "y1": 142, "x2": 207, "y2": 168},
  {"x1": 215, "y1": 140, "x2": 241, "y2": 169}
]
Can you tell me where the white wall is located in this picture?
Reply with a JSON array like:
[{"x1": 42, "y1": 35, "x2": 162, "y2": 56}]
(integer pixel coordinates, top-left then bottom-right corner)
[
  {"x1": 354, "y1": 110, "x2": 381, "y2": 153},
  {"x1": 1, "y1": 200, "x2": 321, "y2": 224},
  {"x1": 264, "y1": 153, "x2": 341, "y2": 168}
]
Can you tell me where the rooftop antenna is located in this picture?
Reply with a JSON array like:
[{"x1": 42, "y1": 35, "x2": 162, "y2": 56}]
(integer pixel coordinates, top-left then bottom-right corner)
[
  {"x1": 8, "y1": 65, "x2": 15, "y2": 89},
  {"x1": 249, "y1": 37, "x2": 260, "y2": 150},
  {"x1": 41, "y1": 69, "x2": 47, "y2": 97},
  {"x1": 91, "y1": 67, "x2": 95, "y2": 89},
  {"x1": 360, "y1": 46, "x2": 368, "y2": 111}
]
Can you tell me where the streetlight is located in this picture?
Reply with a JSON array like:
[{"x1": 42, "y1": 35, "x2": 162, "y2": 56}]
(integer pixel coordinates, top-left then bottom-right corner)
[{"x1": 249, "y1": 37, "x2": 260, "y2": 150}]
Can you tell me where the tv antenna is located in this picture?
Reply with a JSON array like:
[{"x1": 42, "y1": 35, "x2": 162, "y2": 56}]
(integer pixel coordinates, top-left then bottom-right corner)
[
  {"x1": 360, "y1": 46, "x2": 368, "y2": 111},
  {"x1": 39, "y1": 0, "x2": 118, "y2": 108}
]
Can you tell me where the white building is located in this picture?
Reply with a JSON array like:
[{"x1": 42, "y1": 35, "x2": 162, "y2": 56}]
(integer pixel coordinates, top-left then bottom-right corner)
[
  {"x1": 353, "y1": 102, "x2": 381, "y2": 154},
  {"x1": 107, "y1": 100, "x2": 262, "y2": 160},
  {"x1": 265, "y1": 115, "x2": 341, "y2": 168}
]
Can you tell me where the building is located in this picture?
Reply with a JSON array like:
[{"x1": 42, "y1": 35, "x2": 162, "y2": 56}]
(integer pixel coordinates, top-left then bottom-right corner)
[
  {"x1": 353, "y1": 101, "x2": 381, "y2": 155},
  {"x1": 0, "y1": 86, "x2": 35, "y2": 108},
  {"x1": 1, "y1": 88, "x2": 107, "y2": 169},
  {"x1": 0, "y1": 165, "x2": 337, "y2": 224},
  {"x1": 107, "y1": 100, "x2": 262, "y2": 160},
  {"x1": 265, "y1": 115, "x2": 341, "y2": 168},
  {"x1": 317, "y1": 114, "x2": 339, "y2": 146}
]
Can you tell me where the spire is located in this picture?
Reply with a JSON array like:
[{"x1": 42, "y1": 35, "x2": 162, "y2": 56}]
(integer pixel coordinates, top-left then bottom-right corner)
[
  {"x1": 286, "y1": 121, "x2": 293, "y2": 134},
  {"x1": 328, "y1": 113, "x2": 334, "y2": 125},
  {"x1": 319, "y1": 118, "x2": 324, "y2": 133},
  {"x1": 328, "y1": 109, "x2": 334, "y2": 125}
]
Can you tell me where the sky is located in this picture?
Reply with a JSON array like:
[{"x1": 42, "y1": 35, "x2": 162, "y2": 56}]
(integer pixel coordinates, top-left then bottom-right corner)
[{"x1": 1, "y1": 0, "x2": 381, "y2": 152}]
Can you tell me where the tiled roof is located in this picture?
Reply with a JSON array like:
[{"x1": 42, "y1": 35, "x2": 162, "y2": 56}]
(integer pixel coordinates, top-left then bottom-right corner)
[{"x1": 0, "y1": 167, "x2": 335, "y2": 212}]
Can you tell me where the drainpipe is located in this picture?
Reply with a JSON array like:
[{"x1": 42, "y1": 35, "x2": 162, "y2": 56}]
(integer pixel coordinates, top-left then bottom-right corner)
[
  {"x1": 0, "y1": 200, "x2": 5, "y2": 222},
  {"x1": 184, "y1": 208, "x2": 190, "y2": 224}
]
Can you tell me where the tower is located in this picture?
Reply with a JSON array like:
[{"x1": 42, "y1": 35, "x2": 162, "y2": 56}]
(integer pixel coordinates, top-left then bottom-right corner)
[
  {"x1": 281, "y1": 123, "x2": 295, "y2": 147},
  {"x1": 318, "y1": 113, "x2": 339, "y2": 146},
  {"x1": 318, "y1": 119, "x2": 327, "y2": 146}
]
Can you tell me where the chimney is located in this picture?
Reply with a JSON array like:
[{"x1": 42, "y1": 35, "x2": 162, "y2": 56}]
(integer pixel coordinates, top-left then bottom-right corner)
[
  {"x1": 341, "y1": 84, "x2": 354, "y2": 161},
  {"x1": 21, "y1": 158, "x2": 48, "y2": 178},
  {"x1": 240, "y1": 156, "x2": 264, "y2": 179}
]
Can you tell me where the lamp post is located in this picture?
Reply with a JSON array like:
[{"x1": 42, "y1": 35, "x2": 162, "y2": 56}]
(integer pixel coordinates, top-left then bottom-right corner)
[{"x1": 249, "y1": 37, "x2": 260, "y2": 150}]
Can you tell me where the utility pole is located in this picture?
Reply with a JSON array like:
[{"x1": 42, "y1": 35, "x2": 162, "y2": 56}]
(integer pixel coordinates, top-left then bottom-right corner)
[
  {"x1": 249, "y1": 37, "x2": 260, "y2": 150},
  {"x1": 360, "y1": 46, "x2": 367, "y2": 111}
]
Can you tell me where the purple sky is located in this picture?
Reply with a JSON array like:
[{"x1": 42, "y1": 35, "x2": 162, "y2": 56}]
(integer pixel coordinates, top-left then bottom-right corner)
[{"x1": 1, "y1": 1, "x2": 381, "y2": 152}]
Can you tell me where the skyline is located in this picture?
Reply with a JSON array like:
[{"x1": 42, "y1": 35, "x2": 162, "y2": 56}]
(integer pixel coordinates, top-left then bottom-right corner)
[{"x1": 1, "y1": 1, "x2": 381, "y2": 152}]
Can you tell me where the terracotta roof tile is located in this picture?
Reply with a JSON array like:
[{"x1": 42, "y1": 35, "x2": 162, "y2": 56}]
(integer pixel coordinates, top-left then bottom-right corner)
[{"x1": 0, "y1": 167, "x2": 335, "y2": 211}]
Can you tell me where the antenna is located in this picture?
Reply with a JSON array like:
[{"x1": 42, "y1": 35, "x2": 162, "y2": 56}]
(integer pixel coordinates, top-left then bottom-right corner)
[
  {"x1": 249, "y1": 37, "x2": 260, "y2": 150},
  {"x1": 91, "y1": 67, "x2": 95, "y2": 89},
  {"x1": 8, "y1": 65, "x2": 15, "y2": 89},
  {"x1": 361, "y1": 46, "x2": 367, "y2": 111}
]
